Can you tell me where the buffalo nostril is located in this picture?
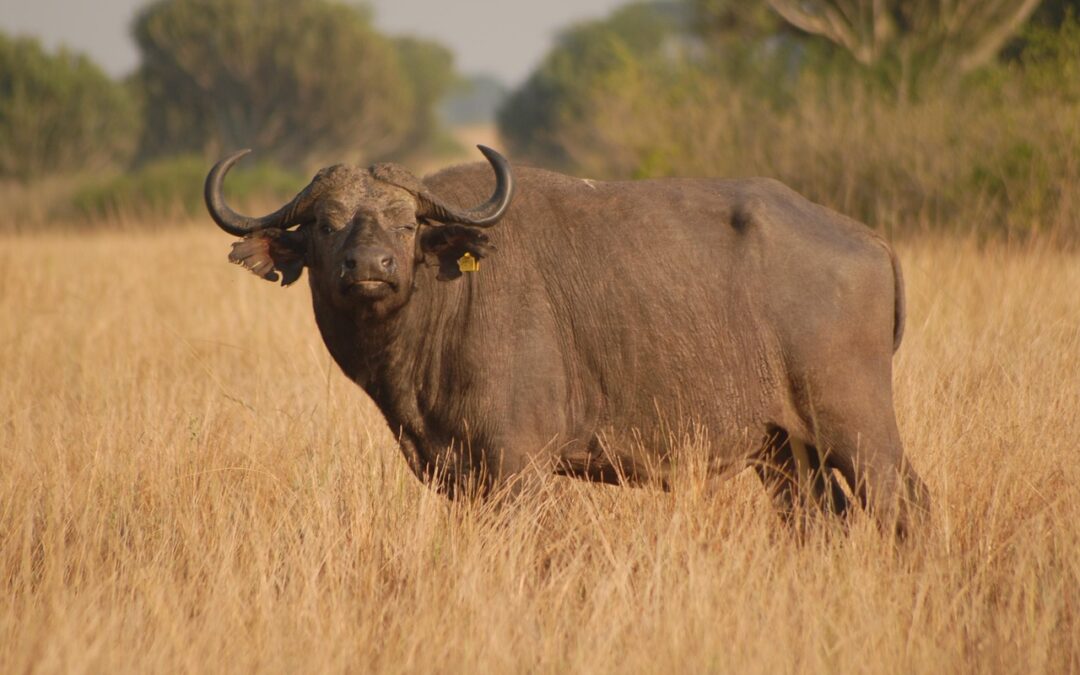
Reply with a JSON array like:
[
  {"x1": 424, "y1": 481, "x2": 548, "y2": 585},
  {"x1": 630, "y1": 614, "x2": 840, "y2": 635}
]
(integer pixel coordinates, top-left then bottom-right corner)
[
  {"x1": 379, "y1": 255, "x2": 395, "y2": 271},
  {"x1": 343, "y1": 258, "x2": 357, "y2": 270}
]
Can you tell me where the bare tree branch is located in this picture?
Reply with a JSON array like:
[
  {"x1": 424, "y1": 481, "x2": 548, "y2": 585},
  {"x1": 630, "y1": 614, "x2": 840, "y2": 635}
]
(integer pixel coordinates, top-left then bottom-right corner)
[
  {"x1": 766, "y1": 0, "x2": 1043, "y2": 87},
  {"x1": 767, "y1": 1, "x2": 876, "y2": 64},
  {"x1": 956, "y1": 0, "x2": 1042, "y2": 73}
]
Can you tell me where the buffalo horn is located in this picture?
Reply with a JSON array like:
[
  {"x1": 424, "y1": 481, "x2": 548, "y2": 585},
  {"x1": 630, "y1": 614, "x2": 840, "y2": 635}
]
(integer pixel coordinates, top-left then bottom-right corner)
[
  {"x1": 205, "y1": 149, "x2": 306, "y2": 236},
  {"x1": 418, "y1": 145, "x2": 514, "y2": 228}
]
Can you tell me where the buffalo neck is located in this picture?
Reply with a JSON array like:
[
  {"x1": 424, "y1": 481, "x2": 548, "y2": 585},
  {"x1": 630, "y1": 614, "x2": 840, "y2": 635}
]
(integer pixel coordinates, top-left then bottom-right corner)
[{"x1": 310, "y1": 269, "x2": 472, "y2": 422}]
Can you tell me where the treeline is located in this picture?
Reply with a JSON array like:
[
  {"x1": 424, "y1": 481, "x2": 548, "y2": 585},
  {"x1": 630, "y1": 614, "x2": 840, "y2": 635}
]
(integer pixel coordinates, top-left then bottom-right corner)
[
  {"x1": 500, "y1": 0, "x2": 1080, "y2": 239},
  {"x1": 0, "y1": 0, "x2": 456, "y2": 184},
  {"x1": 4, "y1": 0, "x2": 1079, "y2": 238}
]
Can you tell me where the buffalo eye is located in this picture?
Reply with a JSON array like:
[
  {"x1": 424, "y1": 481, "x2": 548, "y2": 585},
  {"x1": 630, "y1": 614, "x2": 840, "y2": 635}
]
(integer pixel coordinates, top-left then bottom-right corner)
[{"x1": 392, "y1": 223, "x2": 416, "y2": 234}]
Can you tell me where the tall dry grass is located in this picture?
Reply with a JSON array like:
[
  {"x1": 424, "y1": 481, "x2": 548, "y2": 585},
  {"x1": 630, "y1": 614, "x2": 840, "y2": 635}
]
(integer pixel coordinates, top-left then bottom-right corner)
[{"x1": 1, "y1": 225, "x2": 1078, "y2": 673}]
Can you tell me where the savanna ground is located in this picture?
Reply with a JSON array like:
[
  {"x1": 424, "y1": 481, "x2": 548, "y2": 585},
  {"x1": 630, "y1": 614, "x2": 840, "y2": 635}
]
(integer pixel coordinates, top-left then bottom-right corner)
[{"x1": 1, "y1": 222, "x2": 1078, "y2": 673}]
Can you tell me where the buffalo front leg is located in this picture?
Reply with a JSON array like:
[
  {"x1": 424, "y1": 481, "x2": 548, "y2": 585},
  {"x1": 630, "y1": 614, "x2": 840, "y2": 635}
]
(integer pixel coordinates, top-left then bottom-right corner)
[
  {"x1": 396, "y1": 432, "x2": 487, "y2": 500},
  {"x1": 472, "y1": 432, "x2": 570, "y2": 505}
]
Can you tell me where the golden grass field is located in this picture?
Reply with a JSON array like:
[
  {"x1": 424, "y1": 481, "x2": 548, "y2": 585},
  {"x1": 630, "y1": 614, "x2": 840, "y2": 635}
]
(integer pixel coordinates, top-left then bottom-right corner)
[{"x1": 1, "y1": 224, "x2": 1078, "y2": 673}]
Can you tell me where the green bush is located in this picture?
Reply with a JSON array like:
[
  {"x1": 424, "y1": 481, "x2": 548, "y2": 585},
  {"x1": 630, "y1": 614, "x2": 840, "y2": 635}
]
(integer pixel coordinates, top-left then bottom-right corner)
[
  {"x1": 132, "y1": 0, "x2": 430, "y2": 168},
  {"x1": 499, "y1": 2, "x2": 684, "y2": 167},
  {"x1": 498, "y1": 1, "x2": 1080, "y2": 241},
  {"x1": 71, "y1": 155, "x2": 306, "y2": 222},
  {"x1": 1018, "y1": 11, "x2": 1080, "y2": 102},
  {"x1": 0, "y1": 32, "x2": 138, "y2": 180}
]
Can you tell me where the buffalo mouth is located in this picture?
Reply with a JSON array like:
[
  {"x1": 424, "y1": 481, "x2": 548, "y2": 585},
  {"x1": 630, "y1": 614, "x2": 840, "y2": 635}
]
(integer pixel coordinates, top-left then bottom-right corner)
[{"x1": 344, "y1": 278, "x2": 396, "y2": 298}]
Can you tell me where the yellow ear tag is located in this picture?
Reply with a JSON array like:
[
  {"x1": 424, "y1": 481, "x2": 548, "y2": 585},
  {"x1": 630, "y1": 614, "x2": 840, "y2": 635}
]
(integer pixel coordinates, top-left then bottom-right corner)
[{"x1": 457, "y1": 252, "x2": 480, "y2": 273}]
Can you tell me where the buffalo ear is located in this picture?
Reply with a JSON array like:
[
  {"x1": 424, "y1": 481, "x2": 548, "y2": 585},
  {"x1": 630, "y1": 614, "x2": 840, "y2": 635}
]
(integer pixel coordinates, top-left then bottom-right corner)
[
  {"x1": 418, "y1": 224, "x2": 496, "y2": 281},
  {"x1": 228, "y1": 228, "x2": 307, "y2": 286}
]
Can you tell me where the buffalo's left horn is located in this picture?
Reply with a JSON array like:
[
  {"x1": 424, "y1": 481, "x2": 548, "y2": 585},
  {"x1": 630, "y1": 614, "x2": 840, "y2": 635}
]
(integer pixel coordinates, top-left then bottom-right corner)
[
  {"x1": 418, "y1": 145, "x2": 515, "y2": 228},
  {"x1": 205, "y1": 149, "x2": 306, "y2": 236}
]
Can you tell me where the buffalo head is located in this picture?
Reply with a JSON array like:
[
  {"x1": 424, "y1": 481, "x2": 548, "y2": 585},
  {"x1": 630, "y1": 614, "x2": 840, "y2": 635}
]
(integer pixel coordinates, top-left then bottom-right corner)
[{"x1": 204, "y1": 146, "x2": 514, "y2": 315}]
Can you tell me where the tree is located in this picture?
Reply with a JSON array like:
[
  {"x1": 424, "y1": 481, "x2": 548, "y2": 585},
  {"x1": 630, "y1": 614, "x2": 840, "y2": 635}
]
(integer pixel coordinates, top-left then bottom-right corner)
[
  {"x1": 390, "y1": 37, "x2": 458, "y2": 160},
  {"x1": 498, "y1": 2, "x2": 683, "y2": 167},
  {"x1": 1003, "y1": 0, "x2": 1080, "y2": 59},
  {"x1": 765, "y1": 0, "x2": 1042, "y2": 93},
  {"x1": 133, "y1": 0, "x2": 418, "y2": 167},
  {"x1": 691, "y1": 0, "x2": 783, "y2": 46},
  {"x1": 1028, "y1": 0, "x2": 1080, "y2": 26},
  {"x1": 0, "y1": 33, "x2": 137, "y2": 180}
]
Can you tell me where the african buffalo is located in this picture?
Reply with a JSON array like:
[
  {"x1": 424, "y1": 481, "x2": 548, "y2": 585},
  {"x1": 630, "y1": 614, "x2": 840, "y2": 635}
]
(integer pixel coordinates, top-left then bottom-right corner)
[{"x1": 205, "y1": 146, "x2": 929, "y2": 534}]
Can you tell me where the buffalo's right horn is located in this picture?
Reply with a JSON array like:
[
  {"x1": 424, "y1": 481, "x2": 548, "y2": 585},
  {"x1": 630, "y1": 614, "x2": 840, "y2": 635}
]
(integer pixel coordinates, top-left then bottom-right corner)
[{"x1": 205, "y1": 150, "x2": 307, "y2": 236}]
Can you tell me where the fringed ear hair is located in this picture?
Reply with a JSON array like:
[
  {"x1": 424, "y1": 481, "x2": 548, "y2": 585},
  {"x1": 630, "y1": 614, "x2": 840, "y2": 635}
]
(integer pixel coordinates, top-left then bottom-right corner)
[{"x1": 228, "y1": 229, "x2": 307, "y2": 286}]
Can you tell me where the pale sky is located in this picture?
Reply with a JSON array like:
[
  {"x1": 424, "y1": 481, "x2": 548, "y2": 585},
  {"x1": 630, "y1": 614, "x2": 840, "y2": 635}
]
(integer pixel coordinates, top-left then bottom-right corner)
[{"x1": 0, "y1": 0, "x2": 630, "y2": 85}]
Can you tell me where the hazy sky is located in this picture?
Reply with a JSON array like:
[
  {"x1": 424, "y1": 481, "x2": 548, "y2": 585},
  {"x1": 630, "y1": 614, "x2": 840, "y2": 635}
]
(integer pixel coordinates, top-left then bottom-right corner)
[{"x1": 0, "y1": 0, "x2": 630, "y2": 85}]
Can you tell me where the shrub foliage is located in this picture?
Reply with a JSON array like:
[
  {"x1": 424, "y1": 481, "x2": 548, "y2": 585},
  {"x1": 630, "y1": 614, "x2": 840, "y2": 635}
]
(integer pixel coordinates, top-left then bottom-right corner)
[
  {"x1": 132, "y1": 0, "x2": 419, "y2": 167},
  {"x1": 0, "y1": 33, "x2": 138, "y2": 180},
  {"x1": 70, "y1": 155, "x2": 306, "y2": 222},
  {"x1": 499, "y1": 1, "x2": 1080, "y2": 240}
]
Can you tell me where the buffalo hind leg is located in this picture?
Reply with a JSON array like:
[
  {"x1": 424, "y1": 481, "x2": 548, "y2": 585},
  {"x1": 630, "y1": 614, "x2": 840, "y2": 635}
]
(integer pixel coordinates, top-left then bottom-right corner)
[
  {"x1": 825, "y1": 447, "x2": 929, "y2": 539},
  {"x1": 809, "y1": 397, "x2": 930, "y2": 539},
  {"x1": 755, "y1": 425, "x2": 850, "y2": 530}
]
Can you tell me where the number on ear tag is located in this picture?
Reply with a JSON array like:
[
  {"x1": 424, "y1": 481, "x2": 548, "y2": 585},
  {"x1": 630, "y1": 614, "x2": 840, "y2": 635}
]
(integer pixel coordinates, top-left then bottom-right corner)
[{"x1": 457, "y1": 252, "x2": 479, "y2": 273}]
